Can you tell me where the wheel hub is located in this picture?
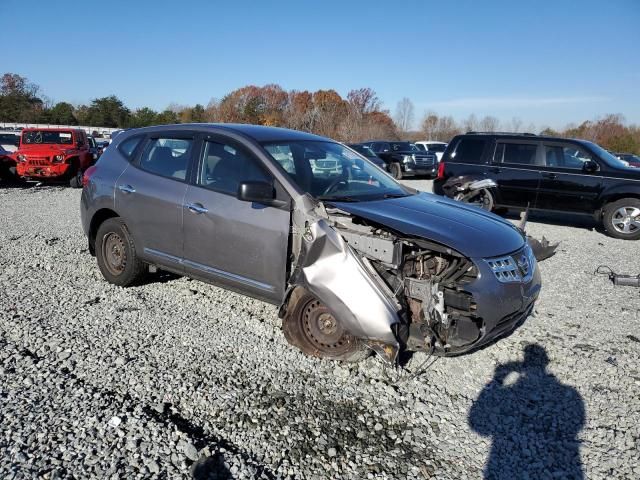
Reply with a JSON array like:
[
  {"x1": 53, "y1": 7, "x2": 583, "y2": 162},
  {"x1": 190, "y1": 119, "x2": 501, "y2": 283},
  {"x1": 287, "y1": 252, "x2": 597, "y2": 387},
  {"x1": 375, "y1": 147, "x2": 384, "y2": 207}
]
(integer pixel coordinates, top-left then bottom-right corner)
[
  {"x1": 301, "y1": 299, "x2": 352, "y2": 354},
  {"x1": 612, "y1": 206, "x2": 640, "y2": 234},
  {"x1": 103, "y1": 233, "x2": 126, "y2": 276}
]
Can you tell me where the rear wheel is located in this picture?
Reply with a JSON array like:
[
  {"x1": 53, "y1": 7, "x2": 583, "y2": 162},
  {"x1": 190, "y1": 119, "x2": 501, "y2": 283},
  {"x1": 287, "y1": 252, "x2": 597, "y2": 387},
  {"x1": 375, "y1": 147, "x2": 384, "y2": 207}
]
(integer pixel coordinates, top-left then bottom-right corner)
[
  {"x1": 95, "y1": 218, "x2": 145, "y2": 286},
  {"x1": 282, "y1": 288, "x2": 368, "y2": 362},
  {"x1": 603, "y1": 198, "x2": 640, "y2": 240},
  {"x1": 389, "y1": 163, "x2": 403, "y2": 180}
]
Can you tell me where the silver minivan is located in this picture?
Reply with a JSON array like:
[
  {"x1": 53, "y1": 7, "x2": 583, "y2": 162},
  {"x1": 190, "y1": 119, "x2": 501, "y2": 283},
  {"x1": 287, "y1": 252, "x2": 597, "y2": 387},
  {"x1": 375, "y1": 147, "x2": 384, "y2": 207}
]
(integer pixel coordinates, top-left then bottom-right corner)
[{"x1": 81, "y1": 124, "x2": 540, "y2": 364}]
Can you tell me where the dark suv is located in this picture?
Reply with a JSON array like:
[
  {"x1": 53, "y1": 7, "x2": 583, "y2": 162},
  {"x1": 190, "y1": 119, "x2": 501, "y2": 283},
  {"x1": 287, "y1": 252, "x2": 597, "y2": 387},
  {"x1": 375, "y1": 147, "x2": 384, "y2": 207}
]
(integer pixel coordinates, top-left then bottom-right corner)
[
  {"x1": 433, "y1": 132, "x2": 640, "y2": 239},
  {"x1": 363, "y1": 141, "x2": 437, "y2": 179}
]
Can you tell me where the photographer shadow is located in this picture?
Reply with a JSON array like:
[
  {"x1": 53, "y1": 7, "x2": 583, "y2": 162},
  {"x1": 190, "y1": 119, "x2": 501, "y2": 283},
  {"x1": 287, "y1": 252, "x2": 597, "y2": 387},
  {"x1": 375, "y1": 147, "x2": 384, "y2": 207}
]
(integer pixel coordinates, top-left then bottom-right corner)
[{"x1": 469, "y1": 344, "x2": 585, "y2": 480}]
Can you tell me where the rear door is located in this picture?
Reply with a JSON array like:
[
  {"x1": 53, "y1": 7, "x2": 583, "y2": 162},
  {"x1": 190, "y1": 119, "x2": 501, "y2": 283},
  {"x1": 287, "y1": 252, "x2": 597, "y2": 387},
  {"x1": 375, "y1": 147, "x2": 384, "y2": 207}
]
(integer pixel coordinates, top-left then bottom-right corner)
[
  {"x1": 445, "y1": 136, "x2": 490, "y2": 180},
  {"x1": 536, "y1": 142, "x2": 603, "y2": 212},
  {"x1": 115, "y1": 131, "x2": 198, "y2": 271},
  {"x1": 490, "y1": 140, "x2": 542, "y2": 208},
  {"x1": 181, "y1": 135, "x2": 291, "y2": 303}
]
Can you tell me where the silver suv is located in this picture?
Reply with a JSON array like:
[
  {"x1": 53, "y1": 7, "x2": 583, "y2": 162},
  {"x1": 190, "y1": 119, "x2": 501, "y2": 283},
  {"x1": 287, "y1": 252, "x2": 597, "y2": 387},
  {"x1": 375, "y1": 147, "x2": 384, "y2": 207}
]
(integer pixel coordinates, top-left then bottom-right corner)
[{"x1": 81, "y1": 124, "x2": 541, "y2": 364}]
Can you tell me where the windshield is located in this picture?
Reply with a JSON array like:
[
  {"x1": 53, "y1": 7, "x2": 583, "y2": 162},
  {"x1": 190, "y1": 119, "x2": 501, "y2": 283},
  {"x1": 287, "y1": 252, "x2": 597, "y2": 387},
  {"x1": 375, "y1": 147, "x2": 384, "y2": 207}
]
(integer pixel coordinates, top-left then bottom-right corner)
[
  {"x1": 0, "y1": 133, "x2": 20, "y2": 146},
  {"x1": 262, "y1": 140, "x2": 411, "y2": 202},
  {"x1": 22, "y1": 130, "x2": 74, "y2": 145},
  {"x1": 390, "y1": 142, "x2": 416, "y2": 152},
  {"x1": 349, "y1": 144, "x2": 377, "y2": 157},
  {"x1": 581, "y1": 141, "x2": 632, "y2": 169}
]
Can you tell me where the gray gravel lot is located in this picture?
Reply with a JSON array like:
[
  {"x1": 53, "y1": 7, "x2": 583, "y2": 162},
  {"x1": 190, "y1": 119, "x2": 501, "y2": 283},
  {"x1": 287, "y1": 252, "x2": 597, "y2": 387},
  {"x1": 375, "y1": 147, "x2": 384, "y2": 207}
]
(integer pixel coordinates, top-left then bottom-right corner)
[{"x1": 1, "y1": 181, "x2": 639, "y2": 479}]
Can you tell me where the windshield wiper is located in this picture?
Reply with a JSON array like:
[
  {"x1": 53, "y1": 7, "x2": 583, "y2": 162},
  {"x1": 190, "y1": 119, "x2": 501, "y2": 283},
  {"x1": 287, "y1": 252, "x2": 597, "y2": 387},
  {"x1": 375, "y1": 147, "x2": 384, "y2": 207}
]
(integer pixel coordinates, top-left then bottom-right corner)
[
  {"x1": 317, "y1": 195, "x2": 360, "y2": 203},
  {"x1": 382, "y1": 192, "x2": 411, "y2": 199}
]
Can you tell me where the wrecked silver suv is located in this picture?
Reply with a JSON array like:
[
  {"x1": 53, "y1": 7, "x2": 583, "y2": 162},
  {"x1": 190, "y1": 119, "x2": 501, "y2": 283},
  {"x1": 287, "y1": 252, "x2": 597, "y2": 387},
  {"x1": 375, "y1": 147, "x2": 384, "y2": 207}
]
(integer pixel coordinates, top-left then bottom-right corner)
[{"x1": 80, "y1": 124, "x2": 541, "y2": 364}]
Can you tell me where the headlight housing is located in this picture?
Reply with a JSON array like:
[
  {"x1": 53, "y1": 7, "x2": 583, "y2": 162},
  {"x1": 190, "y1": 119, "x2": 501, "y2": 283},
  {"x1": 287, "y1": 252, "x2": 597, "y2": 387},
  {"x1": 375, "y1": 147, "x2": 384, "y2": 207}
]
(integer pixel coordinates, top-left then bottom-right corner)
[
  {"x1": 17, "y1": 154, "x2": 26, "y2": 163},
  {"x1": 402, "y1": 154, "x2": 413, "y2": 163},
  {"x1": 53, "y1": 154, "x2": 64, "y2": 163}
]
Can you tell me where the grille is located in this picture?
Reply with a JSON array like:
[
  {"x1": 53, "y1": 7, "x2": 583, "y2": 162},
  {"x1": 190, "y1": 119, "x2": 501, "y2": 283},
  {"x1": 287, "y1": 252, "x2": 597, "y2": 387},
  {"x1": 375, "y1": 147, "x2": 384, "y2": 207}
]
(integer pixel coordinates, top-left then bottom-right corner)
[
  {"x1": 485, "y1": 246, "x2": 535, "y2": 283},
  {"x1": 27, "y1": 157, "x2": 50, "y2": 166},
  {"x1": 315, "y1": 160, "x2": 338, "y2": 169},
  {"x1": 413, "y1": 155, "x2": 435, "y2": 168}
]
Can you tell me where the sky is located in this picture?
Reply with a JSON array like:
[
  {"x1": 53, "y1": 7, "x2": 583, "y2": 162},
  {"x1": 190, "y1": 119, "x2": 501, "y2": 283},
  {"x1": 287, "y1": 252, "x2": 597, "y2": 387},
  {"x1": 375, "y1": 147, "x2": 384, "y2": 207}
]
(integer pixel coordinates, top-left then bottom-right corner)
[{"x1": 2, "y1": 0, "x2": 639, "y2": 130}]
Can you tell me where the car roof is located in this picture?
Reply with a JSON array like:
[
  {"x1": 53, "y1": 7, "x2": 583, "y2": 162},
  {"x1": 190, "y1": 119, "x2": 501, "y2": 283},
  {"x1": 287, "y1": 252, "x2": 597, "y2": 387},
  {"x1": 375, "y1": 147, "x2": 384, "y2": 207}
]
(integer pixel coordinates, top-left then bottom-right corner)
[
  {"x1": 22, "y1": 127, "x2": 81, "y2": 132},
  {"x1": 455, "y1": 132, "x2": 593, "y2": 144},
  {"x1": 120, "y1": 123, "x2": 331, "y2": 143}
]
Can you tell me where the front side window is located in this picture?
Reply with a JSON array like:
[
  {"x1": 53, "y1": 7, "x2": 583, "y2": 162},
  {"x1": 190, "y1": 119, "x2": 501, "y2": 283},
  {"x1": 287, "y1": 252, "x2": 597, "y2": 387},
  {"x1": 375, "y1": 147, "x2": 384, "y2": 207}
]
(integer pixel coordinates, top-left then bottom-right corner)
[
  {"x1": 263, "y1": 140, "x2": 411, "y2": 201},
  {"x1": 451, "y1": 138, "x2": 487, "y2": 163},
  {"x1": 22, "y1": 130, "x2": 74, "y2": 145},
  {"x1": 139, "y1": 137, "x2": 193, "y2": 180},
  {"x1": 500, "y1": 143, "x2": 539, "y2": 165},
  {"x1": 198, "y1": 140, "x2": 270, "y2": 195},
  {"x1": 544, "y1": 144, "x2": 592, "y2": 169}
]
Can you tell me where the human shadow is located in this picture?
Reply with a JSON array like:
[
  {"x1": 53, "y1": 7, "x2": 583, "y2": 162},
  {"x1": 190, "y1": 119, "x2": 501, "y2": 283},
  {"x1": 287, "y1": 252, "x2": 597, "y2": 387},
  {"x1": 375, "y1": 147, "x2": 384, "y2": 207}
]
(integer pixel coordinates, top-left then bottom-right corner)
[{"x1": 469, "y1": 344, "x2": 585, "y2": 480}]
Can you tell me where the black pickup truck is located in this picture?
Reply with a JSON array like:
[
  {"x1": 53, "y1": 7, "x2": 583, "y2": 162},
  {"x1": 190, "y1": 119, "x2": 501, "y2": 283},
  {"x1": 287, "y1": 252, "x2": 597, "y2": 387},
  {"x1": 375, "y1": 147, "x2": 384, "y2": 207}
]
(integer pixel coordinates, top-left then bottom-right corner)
[
  {"x1": 433, "y1": 132, "x2": 640, "y2": 240},
  {"x1": 363, "y1": 141, "x2": 438, "y2": 179}
]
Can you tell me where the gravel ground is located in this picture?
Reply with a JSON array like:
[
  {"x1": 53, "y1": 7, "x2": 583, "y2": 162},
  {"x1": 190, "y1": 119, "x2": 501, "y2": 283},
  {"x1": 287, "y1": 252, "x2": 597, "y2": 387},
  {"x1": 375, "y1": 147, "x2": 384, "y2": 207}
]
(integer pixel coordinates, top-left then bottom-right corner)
[{"x1": 0, "y1": 181, "x2": 639, "y2": 479}]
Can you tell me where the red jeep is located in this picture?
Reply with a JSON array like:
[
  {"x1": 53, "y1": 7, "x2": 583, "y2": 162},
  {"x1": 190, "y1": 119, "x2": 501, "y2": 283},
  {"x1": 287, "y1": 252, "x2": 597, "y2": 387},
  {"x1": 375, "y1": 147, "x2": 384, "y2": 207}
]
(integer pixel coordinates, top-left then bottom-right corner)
[{"x1": 16, "y1": 128, "x2": 94, "y2": 187}]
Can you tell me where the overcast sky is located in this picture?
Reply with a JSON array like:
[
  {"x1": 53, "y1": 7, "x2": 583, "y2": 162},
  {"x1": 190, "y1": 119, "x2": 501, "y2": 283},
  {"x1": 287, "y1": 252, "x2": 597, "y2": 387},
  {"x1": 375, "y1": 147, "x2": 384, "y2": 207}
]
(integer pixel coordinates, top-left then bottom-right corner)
[{"x1": 3, "y1": 0, "x2": 639, "y2": 129}]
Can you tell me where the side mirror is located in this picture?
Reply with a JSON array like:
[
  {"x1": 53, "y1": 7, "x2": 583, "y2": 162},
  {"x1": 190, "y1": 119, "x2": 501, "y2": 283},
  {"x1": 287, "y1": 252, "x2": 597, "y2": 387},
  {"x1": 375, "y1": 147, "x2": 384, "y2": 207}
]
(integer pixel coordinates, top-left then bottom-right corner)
[
  {"x1": 237, "y1": 181, "x2": 275, "y2": 204},
  {"x1": 583, "y1": 160, "x2": 599, "y2": 173}
]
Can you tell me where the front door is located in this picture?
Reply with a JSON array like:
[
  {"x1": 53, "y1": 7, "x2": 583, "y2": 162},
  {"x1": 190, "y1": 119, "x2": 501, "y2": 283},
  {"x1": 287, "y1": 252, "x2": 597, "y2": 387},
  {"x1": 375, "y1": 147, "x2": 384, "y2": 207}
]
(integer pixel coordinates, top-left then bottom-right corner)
[
  {"x1": 536, "y1": 142, "x2": 603, "y2": 212},
  {"x1": 115, "y1": 133, "x2": 197, "y2": 271},
  {"x1": 182, "y1": 136, "x2": 291, "y2": 303}
]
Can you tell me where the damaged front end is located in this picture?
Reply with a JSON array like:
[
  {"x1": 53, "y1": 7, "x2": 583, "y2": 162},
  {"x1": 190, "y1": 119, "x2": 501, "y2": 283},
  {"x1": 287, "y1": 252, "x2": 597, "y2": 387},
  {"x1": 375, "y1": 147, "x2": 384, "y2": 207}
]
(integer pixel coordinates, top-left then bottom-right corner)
[{"x1": 280, "y1": 195, "x2": 539, "y2": 365}]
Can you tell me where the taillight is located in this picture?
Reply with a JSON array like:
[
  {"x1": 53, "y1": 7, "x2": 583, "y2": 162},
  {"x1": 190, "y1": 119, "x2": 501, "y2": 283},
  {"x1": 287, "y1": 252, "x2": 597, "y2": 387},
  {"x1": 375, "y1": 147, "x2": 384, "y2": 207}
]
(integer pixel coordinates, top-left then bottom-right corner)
[
  {"x1": 436, "y1": 161, "x2": 446, "y2": 179},
  {"x1": 83, "y1": 165, "x2": 97, "y2": 187}
]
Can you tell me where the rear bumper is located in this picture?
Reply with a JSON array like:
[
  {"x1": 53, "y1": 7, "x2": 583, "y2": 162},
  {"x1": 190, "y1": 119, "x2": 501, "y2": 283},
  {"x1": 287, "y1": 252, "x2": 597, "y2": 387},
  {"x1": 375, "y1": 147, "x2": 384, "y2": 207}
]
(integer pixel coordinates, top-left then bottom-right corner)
[
  {"x1": 16, "y1": 162, "x2": 72, "y2": 179},
  {"x1": 402, "y1": 165, "x2": 437, "y2": 177}
]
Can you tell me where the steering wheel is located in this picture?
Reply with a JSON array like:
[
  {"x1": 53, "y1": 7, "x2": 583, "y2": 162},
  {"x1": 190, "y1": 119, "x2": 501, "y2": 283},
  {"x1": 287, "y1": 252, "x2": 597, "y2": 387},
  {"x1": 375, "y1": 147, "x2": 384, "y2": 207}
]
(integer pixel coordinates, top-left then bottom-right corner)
[{"x1": 322, "y1": 178, "x2": 349, "y2": 196}]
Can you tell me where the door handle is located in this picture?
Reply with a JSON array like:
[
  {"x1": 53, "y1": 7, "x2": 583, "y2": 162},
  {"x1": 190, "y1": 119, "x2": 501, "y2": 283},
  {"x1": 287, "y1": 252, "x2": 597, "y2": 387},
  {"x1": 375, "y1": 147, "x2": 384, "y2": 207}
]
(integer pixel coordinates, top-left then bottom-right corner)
[
  {"x1": 186, "y1": 203, "x2": 208, "y2": 214},
  {"x1": 542, "y1": 173, "x2": 557, "y2": 179},
  {"x1": 118, "y1": 184, "x2": 136, "y2": 193}
]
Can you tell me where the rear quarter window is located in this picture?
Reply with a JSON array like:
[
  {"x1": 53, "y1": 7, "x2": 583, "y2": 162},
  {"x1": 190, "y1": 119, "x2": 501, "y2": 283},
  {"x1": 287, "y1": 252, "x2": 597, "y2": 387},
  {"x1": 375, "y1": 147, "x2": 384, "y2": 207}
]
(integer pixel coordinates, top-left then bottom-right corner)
[
  {"x1": 450, "y1": 138, "x2": 488, "y2": 164},
  {"x1": 118, "y1": 135, "x2": 143, "y2": 160}
]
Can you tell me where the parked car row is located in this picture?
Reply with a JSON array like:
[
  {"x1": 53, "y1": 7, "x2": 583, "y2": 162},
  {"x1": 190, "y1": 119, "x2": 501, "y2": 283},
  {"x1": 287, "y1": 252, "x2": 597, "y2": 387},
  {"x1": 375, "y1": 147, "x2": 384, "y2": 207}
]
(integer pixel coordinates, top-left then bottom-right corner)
[
  {"x1": 0, "y1": 128, "x2": 104, "y2": 187},
  {"x1": 433, "y1": 132, "x2": 640, "y2": 240}
]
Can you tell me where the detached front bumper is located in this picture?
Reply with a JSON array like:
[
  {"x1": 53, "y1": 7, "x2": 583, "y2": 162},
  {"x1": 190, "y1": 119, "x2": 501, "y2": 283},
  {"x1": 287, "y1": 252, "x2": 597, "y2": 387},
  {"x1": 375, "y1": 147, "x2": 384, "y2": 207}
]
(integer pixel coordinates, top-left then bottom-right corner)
[{"x1": 16, "y1": 162, "x2": 72, "y2": 179}]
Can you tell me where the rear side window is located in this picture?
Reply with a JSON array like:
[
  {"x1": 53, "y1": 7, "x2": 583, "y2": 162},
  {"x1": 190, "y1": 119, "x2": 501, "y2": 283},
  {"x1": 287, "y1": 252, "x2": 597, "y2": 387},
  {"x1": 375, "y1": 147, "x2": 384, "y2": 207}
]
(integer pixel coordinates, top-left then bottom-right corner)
[
  {"x1": 139, "y1": 138, "x2": 193, "y2": 181},
  {"x1": 118, "y1": 136, "x2": 143, "y2": 160},
  {"x1": 451, "y1": 138, "x2": 487, "y2": 163},
  {"x1": 500, "y1": 143, "x2": 539, "y2": 165}
]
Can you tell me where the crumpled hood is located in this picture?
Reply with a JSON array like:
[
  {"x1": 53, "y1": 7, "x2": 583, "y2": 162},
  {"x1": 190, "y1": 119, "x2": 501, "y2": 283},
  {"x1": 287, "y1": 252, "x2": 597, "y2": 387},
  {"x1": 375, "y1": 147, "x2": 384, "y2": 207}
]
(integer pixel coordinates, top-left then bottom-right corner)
[{"x1": 331, "y1": 192, "x2": 525, "y2": 258}]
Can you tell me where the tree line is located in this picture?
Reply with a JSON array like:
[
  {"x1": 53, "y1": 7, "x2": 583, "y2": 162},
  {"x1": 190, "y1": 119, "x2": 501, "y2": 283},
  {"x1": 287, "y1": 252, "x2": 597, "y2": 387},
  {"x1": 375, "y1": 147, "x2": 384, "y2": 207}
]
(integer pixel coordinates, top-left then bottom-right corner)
[{"x1": 1, "y1": 72, "x2": 638, "y2": 153}]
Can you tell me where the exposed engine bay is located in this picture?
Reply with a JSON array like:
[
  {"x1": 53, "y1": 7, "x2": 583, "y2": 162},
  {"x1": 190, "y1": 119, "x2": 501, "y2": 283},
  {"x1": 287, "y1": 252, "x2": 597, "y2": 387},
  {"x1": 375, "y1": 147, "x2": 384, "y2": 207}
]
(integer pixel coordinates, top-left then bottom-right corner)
[{"x1": 326, "y1": 207, "x2": 481, "y2": 357}]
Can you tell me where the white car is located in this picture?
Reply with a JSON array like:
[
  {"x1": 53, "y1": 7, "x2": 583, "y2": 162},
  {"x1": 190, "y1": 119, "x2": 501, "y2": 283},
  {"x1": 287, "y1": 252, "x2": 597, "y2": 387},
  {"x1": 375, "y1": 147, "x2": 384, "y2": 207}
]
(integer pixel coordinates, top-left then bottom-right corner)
[
  {"x1": 414, "y1": 141, "x2": 447, "y2": 162},
  {"x1": 0, "y1": 131, "x2": 20, "y2": 152}
]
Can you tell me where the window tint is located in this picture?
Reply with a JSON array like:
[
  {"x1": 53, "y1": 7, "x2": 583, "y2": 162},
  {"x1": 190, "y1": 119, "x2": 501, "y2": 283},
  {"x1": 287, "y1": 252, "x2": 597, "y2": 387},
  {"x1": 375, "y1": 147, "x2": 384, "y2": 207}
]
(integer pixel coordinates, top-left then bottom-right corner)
[
  {"x1": 544, "y1": 144, "x2": 592, "y2": 169},
  {"x1": 501, "y1": 143, "x2": 539, "y2": 165},
  {"x1": 452, "y1": 138, "x2": 486, "y2": 163},
  {"x1": 415, "y1": 143, "x2": 426, "y2": 151},
  {"x1": 429, "y1": 143, "x2": 446, "y2": 153},
  {"x1": 118, "y1": 136, "x2": 143, "y2": 159},
  {"x1": 199, "y1": 140, "x2": 270, "y2": 195},
  {"x1": 139, "y1": 138, "x2": 192, "y2": 180}
]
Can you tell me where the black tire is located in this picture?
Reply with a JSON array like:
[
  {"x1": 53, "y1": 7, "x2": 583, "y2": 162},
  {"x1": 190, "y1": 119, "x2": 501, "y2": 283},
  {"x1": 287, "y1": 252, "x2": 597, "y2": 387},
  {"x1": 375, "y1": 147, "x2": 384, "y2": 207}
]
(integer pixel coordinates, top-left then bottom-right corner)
[
  {"x1": 390, "y1": 163, "x2": 403, "y2": 180},
  {"x1": 69, "y1": 165, "x2": 83, "y2": 188},
  {"x1": 95, "y1": 218, "x2": 145, "y2": 286},
  {"x1": 602, "y1": 198, "x2": 640, "y2": 240},
  {"x1": 282, "y1": 288, "x2": 369, "y2": 362}
]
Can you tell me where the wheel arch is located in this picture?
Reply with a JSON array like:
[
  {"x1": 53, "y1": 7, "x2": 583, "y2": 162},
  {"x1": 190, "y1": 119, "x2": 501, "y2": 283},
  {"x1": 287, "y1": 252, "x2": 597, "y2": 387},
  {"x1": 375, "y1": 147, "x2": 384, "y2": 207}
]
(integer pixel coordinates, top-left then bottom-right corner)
[
  {"x1": 595, "y1": 188, "x2": 640, "y2": 218},
  {"x1": 88, "y1": 208, "x2": 120, "y2": 256}
]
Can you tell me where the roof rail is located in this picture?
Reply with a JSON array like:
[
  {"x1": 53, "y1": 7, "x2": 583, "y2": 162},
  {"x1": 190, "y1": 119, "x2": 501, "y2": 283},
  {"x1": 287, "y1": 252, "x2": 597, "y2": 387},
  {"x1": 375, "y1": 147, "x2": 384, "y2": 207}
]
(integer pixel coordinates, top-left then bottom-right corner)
[{"x1": 466, "y1": 131, "x2": 537, "y2": 136}]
